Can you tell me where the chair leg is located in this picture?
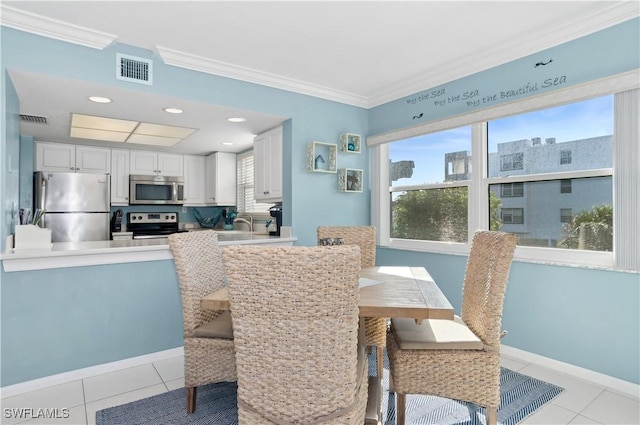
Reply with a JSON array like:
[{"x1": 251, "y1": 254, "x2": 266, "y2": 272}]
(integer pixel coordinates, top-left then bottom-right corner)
[
  {"x1": 486, "y1": 406, "x2": 497, "y2": 425},
  {"x1": 396, "y1": 392, "x2": 406, "y2": 425},
  {"x1": 376, "y1": 345, "x2": 384, "y2": 377},
  {"x1": 186, "y1": 387, "x2": 197, "y2": 413}
]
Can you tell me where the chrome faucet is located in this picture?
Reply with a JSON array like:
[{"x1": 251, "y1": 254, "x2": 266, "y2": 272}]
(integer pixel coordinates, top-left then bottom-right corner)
[{"x1": 234, "y1": 214, "x2": 253, "y2": 232}]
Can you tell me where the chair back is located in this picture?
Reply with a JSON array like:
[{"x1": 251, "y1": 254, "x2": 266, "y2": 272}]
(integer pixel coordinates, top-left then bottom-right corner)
[
  {"x1": 317, "y1": 225, "x2": 376, "y2": 267},
  {"x1": 223, "y1": 245, "x2": 363, "y2": 423},
  {"x1": 460, "y1": 230, "x2": 517, "y2": 348},
  {"x1": 168, "y1": 230, "x2": 226, "y2": 337}
]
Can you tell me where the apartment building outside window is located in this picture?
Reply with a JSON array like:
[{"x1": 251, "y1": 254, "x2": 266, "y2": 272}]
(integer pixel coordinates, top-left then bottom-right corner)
[
  {"x1": 560, "y1": 149, "x2": 572, "y2": 164},
  {"x1": 501, "y1": 182, "x2": 524, "y2": 197},
  {"x1": 561, "y1": 179, "x2": 572, "y2": 194},
  {"x1": 560, "y1": 208, "x2": 573, "y2": 223},
  {"x1": 501, "y1": 208, "x2": 524, "y2": 224}
]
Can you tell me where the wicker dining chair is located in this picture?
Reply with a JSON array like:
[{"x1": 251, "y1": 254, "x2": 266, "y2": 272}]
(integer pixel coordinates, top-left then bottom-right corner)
[
  {"x1": 317, "y1": 226, "x2": 387, "y2": 378},
  {"x1": 223, "y1": 245, "x2": 369, "y2": 425},
  {"x1": 168, "y1": 230, "x2": 236, "y2": 414},
  {"x1": 387, "y1": 230, "x2": 518, "y2": 425}
]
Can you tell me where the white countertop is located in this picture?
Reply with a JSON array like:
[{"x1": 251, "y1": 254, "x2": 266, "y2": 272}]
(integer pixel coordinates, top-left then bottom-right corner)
[{"x1": 1, "y1": 232, "x2": 297, "y2": 272}]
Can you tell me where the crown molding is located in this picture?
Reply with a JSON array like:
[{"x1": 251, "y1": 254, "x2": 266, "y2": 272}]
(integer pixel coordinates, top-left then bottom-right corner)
[
  {"x1": 156, "y1": 45, "x2": 369, "y2": 108},
  {"x1": 368, "y1": 2, "x2": 640, "y2": 107},
  {"x1": 0, "y1": 5, "x2": 116, "y2": 50}
]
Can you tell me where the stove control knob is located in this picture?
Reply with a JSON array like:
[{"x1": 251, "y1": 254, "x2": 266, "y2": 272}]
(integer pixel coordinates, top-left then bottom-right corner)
[
  {"x1": 131, "y1": 216, "x2": 136, "y2": 221},
  {"x1": 138, "y1": 215, "x2": 143, "y2": 220},
  {"x1": 170, "y1": 215, "x2": 175, "y2": 220}
]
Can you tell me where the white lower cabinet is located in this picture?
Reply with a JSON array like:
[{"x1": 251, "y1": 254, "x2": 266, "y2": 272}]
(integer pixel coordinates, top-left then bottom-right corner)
[
  {"x1": 205, "y1": 152, "x2": 236, "y2": 206},
  {"x1": 183, "y1": 154, "x2": 206, "y2": 205}
]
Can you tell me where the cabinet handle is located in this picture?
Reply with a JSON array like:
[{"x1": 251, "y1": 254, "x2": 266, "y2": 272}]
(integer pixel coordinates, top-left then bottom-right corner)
[{"x1": 70, "y1": 167, "x2": 74, "y2": 170}]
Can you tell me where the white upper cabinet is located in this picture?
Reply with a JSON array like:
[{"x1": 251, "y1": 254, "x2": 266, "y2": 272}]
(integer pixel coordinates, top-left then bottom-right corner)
[
  {"x1": 36, "y1": 142, "x2": 111, "y2": 173},
  {"x1": 110, "y1": 149, "x2": 130, "y2": 205},
  {"x1": 254, "y1": 126, "x2": 283, "y2": 202},
  {"x1": 205, "y1": 152, "x2": 236, "y2": 206},
  {"x1": 183, "y1": 154, "x2": 206, "y2": 205},
  {"x1": 130, "y1": 151, "x2": 183, "y2": 176}
]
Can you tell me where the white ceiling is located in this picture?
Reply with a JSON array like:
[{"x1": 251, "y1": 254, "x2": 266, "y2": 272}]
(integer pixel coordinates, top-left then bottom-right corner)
[{"x1": 2, "y1": 1, "x2": 638, "y2": 155}]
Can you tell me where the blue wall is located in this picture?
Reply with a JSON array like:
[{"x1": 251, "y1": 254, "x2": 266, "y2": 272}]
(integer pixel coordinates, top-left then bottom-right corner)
[
  {"x1": 0, "y1": 261, "x2": 183, "y2": 385},
  {"x1": 377, "y1": 248, "x2": 640, "y2": 385},
  {"x1": 1, "y1": 18, "x2": 639, "y2": 387}
]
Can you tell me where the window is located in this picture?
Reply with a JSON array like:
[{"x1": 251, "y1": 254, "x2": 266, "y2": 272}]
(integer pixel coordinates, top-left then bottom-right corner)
[
  {"x1": 501, "y1": 182, "x2": 523, "y2": 197},
  {"x1": 500, "y1": 153, "x2": 523, "y2": 171},
  {"x1": 560, "y1": 149, "x2": 572, "y2": 164},
  {"x1": 236, "y1": 151, "x2": 272, "y2": 214},
  {"x1": 370, "y1": 74, "x2": 638, "y2": 269},
  {"x1": 488, "y1": 97, "x2": 613, "y2": 250},
  {"x1": 388, "y1": 127, "x2": 471, "y2": 243},
  {"x1": 501, "y1": 208, "x2": 524, "y2": 224}
]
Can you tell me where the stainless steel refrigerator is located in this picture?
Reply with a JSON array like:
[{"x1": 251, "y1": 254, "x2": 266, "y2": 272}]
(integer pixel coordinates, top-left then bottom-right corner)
[{"x1": 34, "y1": 171, "x2": 111, "y2": 242}]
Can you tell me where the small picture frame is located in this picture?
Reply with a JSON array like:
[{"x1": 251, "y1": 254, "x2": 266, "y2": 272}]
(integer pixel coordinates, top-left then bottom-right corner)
[
  {"x1": 340, "y1": 133, "x2": 361, "y2": 153},
  {"x1": 338, "y1": 168, "x2": 363, "y2": 192}
]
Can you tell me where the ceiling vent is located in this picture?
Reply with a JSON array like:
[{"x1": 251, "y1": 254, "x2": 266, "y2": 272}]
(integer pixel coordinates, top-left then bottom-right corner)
[
  {"x1": 116, "y1": 53, "x2": 152, "y2": 85},
  {"x1": 20, "y1": 114, "x2": 48, "y2": 124}
]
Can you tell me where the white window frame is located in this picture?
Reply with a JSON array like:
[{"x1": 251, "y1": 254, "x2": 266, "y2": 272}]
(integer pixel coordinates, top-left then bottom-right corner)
[{"x1": 370, "y1": 70, "x2": 639, "y2": 271}]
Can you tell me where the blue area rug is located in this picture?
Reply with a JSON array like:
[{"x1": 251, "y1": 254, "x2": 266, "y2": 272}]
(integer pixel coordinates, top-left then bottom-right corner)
[{"x1": 96, "y1": 351, "x2": 563, "y2": 425}]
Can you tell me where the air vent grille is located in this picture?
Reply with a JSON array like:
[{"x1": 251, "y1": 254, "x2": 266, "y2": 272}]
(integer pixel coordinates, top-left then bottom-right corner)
[
  {"x1": 116, "y1": 53, "x2": 153, "y2": 85},
  {"x1": 20, "y1": 114, "x2": 48, "y2": 124}
]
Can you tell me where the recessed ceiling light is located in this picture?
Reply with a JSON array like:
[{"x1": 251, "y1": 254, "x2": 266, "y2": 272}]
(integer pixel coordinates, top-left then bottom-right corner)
[
  {"x1": 88, "y1": 96, "x2": 112, "y2": 104},
  {"x1": 227, "y1": 117, "x2": 246, "y2": 123},
  {"x1": 222, "y1": 142, "x2": 234, "y2": 146},
  {"x1": 163, "y1": 107, "x2": 184, "y2": 114}
]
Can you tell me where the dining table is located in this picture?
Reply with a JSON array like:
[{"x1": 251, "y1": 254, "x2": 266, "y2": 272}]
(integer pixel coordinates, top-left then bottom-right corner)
[
  {"x1": 199, "y1": 265, "x2": 454, "y2": 425},
  {"x1": 200, "y1": 266, "x2": 455, "y2": 323}
]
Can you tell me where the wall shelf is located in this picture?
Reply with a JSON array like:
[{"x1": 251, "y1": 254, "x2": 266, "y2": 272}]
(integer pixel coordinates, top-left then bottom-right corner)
[
  {"x1": 340, "y1": 133, "x2": 361, "y2": 153},
  {"x1": 306, "y1": 141, "x2": 337, "y2": 173},
  {"x1": 338, "y1": 168, "x2": 363, "y2": 192}
]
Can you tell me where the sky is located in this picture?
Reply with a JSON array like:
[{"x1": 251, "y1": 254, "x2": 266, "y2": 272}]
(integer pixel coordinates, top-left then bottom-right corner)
[{"x1": 389, "y1": 95, "x2": 613, "y2": 185}]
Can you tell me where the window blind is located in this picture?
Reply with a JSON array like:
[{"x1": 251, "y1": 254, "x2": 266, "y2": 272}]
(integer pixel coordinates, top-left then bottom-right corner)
[{"x1": 236, "y1": 151, "x2": 272, "y2": 214}]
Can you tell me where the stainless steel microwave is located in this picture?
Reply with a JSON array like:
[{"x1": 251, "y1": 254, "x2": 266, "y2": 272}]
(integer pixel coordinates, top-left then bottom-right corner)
[{"x1": 129, "y1": 174, "x2": 185, "y2": 205}]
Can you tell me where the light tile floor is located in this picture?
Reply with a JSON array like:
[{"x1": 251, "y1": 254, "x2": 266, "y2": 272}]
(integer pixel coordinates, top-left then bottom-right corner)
[{"x1": 1, "y1": 354, "x2": 638, "y2": 425}]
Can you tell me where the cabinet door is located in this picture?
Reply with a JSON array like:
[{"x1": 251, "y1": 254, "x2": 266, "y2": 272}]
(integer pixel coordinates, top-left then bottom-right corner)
[
  {"x1": 254, "y1": 127, "x2": 283, "y2": 202},
  {"x1": 266, "y1": 126, "x2": 283, "y2": 201},
  {"x1": 76, "y1": 146, "x2": 111, "y2": 173},
  {"x1": 205, "y1": 152, "x2": 237, "y2": 206},
  {"x1": 129, "y1": 151, "x2": 158, "y2": 175},
  {"x1": 205, "y1": 153, "x2": 217, "y2": 204},
  {"x1": 158, "y1": 153, "x2": 184, "y2": 176},
  {"x1": 183, "y1": 155, "x2": 206, "y2": 205},
  {"x1": 36, "y1": 143, "x2": 76, "y2": 172},
  {"x1": 214, "y1": 152, "x2": 237, "y2": 205},
  {"x1": 110, "y1": 149, "x2": 130, "y2": 204}
]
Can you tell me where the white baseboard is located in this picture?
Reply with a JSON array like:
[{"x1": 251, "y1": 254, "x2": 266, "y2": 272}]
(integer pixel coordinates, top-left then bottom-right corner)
[
  {"x1": 0, "y1": 347, "x2": 184, "y2": 399},
  {"x1": 501, "y1": 344, "x2": 639, "y2": 399}
]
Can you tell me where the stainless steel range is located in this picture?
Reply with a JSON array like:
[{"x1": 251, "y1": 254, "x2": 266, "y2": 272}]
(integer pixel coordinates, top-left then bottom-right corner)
[{"x1": 126, "y1": 212, "x2": 186, "y2": 240}]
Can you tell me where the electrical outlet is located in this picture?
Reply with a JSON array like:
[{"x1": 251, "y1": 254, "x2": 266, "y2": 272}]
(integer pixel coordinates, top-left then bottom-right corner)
[{"x1": 182, "y1": 206, "x2": 187, "y2": 213}]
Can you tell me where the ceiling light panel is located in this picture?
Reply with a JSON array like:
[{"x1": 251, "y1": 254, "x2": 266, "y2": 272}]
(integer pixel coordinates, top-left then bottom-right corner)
[
  {"x1": 127, "y1": 134, "x2": 182, "y2": 146},
  {"x1": 70, "y1": 127, "x2": 129, "y2": 142},
  {"x1": 134, "y1": 122, "x2": 196, "y2": 138},
  {"x1": 71, "y1": 113, "x2": 138, "y2": 132}
]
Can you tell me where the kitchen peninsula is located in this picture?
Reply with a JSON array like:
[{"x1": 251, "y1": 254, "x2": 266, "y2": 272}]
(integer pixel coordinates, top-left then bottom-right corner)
[{"x1": 1, "y1": 231, "x2": 296, "y2": 272}]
